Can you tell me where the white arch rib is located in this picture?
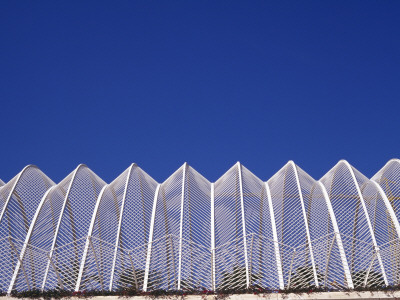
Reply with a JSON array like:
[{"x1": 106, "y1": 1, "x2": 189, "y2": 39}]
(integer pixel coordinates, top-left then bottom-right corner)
[
  {"x1": 41, "y1": 164, "x2": 86, "y2": 290},
  {"x1": 210, "y1": 182, "x2": 216, "y2": 290},
  {"x1": 341, "y1": 161, "x2": 388, "y2": 286},
  {"x1": 108, "y1": 164, "x2": 136, "y2": 291},
  {"x1": 265, "y1": 181, "x2": 284, "y2": 289},
  {"x1": 75, "y1": 184, "x2": 108, "y2": 291},
  {"x1": 177, "y1": 163, "x2": 187, "y2": 290},
  {"x1": 374, "y1": 159, "x2": 400, "y2": 181},
  {"x1": 0, "y1": 165, "x2": 37, "y2": 225},
  {"x1": 7, "y1": 186, "x2": 56, "y2": 295},
  {"x1": 143, "y1": 184, "x2": 161, "y2": 292},
  {"x1": 289, "y1": 161, "x2": 319, "y2": 287},
  {"x1": 370, "y1": 180, "x2": 400, "y2": 238},
  {"x1": 237, "y1": 162, "x2": 250, "y2": 288},
  {"x1": 0, "y1": 165, "x2": 42, "y2": 293},
  {"x1": 318, "y1": 181, "x2": 353, "y2": 289}
]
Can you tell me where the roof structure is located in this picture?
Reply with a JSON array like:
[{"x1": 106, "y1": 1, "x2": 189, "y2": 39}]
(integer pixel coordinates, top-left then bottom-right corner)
[{"x1": 1, "y1": 160, "x2": 400, "y2": 295}]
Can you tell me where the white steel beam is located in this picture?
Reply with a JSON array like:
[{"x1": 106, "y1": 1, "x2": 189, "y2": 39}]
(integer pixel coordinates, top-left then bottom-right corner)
[
  {"x1": 318, "y1": 181, "x2": 353, "y2": 289},
  {"x1": 109, "y1": 164, "x2": 136, "y2": 291},
  {"x1": 0, "y1": 165, "x2": 44, "y2": 294},
  {"x1": 42, "y1": 164, "x2": 85, "y2": 290},
  {"x1": 177, "y1": 163, "x2": 187, "y2": 290},
  {"x1": 143, "y1": 184, "x2": 161, "y2": 292},
  {"x1": 210, "y1": 182, "x2": 216, "y2": 290},
  {"x1": 8, "y1": 237, "x2": 31, "y2": 291},
  {"x1": 370, "y1": 180, "x2": 400, "y2": 239},
  {"x1": 265, "y1": 182, "x2": 284, "y2": 290},
  {"x1": 8, "y1": 186, "x2": 55, "y2": 295},
  {"x1": 342, "y1": 161, "x2": 388, "y2": 286},
  {"x1": 0, "y1": 165, "x2": 36, "y2": 226},
  {"x1": 289, "y1": 161, "x2": 319, "y2": 287},
  {"x1": 75, "y1": 184, "x2": 108, "y2": 291},
  {"x1": 237, "y1": 162, "x2": 250, "y2": 288}
]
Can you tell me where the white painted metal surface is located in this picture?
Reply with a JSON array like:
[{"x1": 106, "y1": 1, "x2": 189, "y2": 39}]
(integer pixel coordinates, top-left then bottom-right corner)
[
  {"x1": 265, "y1": 182, "x2": 284, "y2": 290},
  {"x1": 2, "y1": 160, "x2": 400, "y2": 293},
  {"x1": 237, "y1": 162, "x2": 250, "y2": 288},
  {"x1": 318, "y1": 181, "x2": 353, "y2": 289},
  {"x1": 143, "y1": 184, "x2": 160, "y2": 292}
]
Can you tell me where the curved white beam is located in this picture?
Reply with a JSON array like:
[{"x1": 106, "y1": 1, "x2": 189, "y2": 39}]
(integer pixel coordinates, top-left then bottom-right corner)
[
  {"x1": 237, "y1": 162, "x2": 250, "y2": 288},
  {"x1": 265, "y1": 182, "x2": 284, "y2": 289},
  {"x1": 143, "y1": 184, "x2": 161, "y2": 292},
  {"x1": 375, "y1": 159, "x2": 400, "y2": 179},
  {"x1": 210, "y1": 182, "x2": 216, "y2": 290},
  {"x1": 108, "y1": 164, "x2": 137, "y2": 291},
  {"x1": 370, "y1": 180, "x2": 400, "y2": 238},
  {"x1": 41, "y1": 164, "x2": 87, "y2": 290},
  {"x1": 0, "y1": 165, "x2": 43, "y2": 293},
  {"x1": 7, "y1": 186, "x2": 56, "y2": 295},
  {"x1": 318, "y1": 181, "x2": 353, "y2": 289},
  {"x1": 75, "y1": 184, "x2": 108, "y2": 291},
  {"x1": 0, "y1": 165, "x2": 38, "y2": 225},
  {"x1": 289, "y1": 161, "x2": 319, "y2": 287},
  {"x1": 177, "y1": 163, "x2": 187, "y2": 290},
  {"x1": 341, "y1": 161, "x2": 388, "y2": 286}
]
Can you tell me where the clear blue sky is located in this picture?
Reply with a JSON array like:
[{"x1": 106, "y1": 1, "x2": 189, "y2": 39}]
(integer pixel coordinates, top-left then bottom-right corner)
[{"x1": 1, "y1": 1, "x2": 399, "y2": 183}]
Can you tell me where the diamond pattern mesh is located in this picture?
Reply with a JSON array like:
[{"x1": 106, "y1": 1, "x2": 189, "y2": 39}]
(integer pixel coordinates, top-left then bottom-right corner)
[{"x1": 1, "y1": 160, "x2": 400, "y2": 293}]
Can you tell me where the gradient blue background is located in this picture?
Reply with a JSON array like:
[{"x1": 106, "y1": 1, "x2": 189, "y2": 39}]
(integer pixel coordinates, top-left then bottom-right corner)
[{"x1": 1, "y1": 1, "x2": 399, "y2": 183}]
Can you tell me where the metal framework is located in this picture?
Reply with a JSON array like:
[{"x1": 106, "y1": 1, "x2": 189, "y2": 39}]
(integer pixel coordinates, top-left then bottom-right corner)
[{"x1": 2, "y1": 160, "x2": 400, "y2": 294}]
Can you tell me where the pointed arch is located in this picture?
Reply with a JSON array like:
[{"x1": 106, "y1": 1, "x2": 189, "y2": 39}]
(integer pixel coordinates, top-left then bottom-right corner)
[
  {"x1": 289, "y1": 161, "x2": 319, "y2": 287},
  {"x1": 75, "y1": 184, "x2": 108, "y2": 291},
  {"x1": 213, "y1": 163, "x2": 249, "y2": 290},
  {"x1": 0, "y1": 165, "x2": 39, "y2": 225},
  {"x1": 370, "y1": 180, "x2": 400, "y2": 238},
  {"x1": 41, "y1": 164, "x2": 106, "y2": 291},
  {"x1": 108, "y1": 163, "x2": 136, "y2": 291},
  {"x1": 41, "y1": 164, "x2": 84, "y2": 290},
  {"x1": 0, "y1": 165, "x2": 54, "y2": 292},
  {"x1": 341, "y1": 160, "x2": 388, "y2": 286},
  {"x1": 372, "y1": 159, "x2": 400, "y2": 222},
  {"x1": 8, "y1": 186, "x2": 56, "y2": 294},
  {"x1": 320, "y1": 160, "x2": 388, "y2": 288},
  {"x1": 317, "y1": 181, "x2": 353, "y2": 288}
]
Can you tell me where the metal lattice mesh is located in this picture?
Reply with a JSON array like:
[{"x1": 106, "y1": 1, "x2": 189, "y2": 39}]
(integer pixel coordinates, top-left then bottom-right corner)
[
  {"x1": 3, "y1": 160, "x2": 400, "y2": 293},
  {"x1": 108, "y1": 165, "x2": 157, "y2": 291},
  {"x1": 12, "y1": 174, "x2": 73, "y2": 293},
  {"x1": 0, "y1": 166, "x2": 54, "y2": 292},
  {"x1": 297, "y1": 166, "x2": 349, "y2": 289},
  {"x1": 146, "y1": 166, "x2": 183, "y2": 290},
  {"x1": 42, "y1": 165, "x2": 106, "y2": 291},
  {"x1": 179, "y1": 166, "x2": 211, "y2": 290},
  {"x1": 268, "y1": 162, "x2": 313, "y2": 288},
  {"x1": 372, "y1": 160, "x2": 400, "y2": 230},
  {"x1": 79, "y1": 167, "x2": 129, "y2": 291},
  {"x1": 241, "y1": 166, "x2": 279, "y2": 289},
  {"x1": 214, "y1": 164, "x2": 247, "y2": 290},
  {"x1": 320, "y1": 161, "x2": 385, "y2": 288}
]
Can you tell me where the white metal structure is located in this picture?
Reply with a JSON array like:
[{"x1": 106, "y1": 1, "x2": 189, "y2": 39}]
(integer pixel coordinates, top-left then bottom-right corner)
[{"x1": 2, "y1": 160, "x2": 400, "y2": 294}]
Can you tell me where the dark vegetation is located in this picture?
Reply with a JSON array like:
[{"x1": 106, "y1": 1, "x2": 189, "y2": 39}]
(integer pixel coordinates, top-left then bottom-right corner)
[{"x1": 4, "y1": 266, "x2": 391, "y2": 299}]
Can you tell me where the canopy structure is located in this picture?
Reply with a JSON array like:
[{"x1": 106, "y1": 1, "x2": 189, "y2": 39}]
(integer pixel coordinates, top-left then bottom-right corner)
[{"x1": 1, "y1": 160, "x2": 400, "y2": 294}]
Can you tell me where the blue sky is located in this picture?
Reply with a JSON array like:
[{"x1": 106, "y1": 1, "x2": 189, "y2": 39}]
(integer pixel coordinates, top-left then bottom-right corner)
[{"x1": 1, "y1": 1, "x2": 400, "y2": 183}]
